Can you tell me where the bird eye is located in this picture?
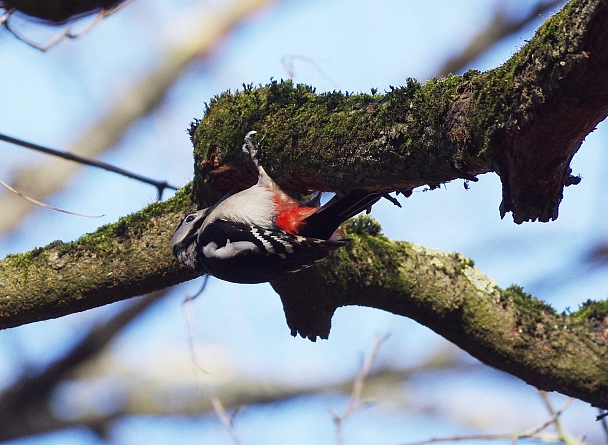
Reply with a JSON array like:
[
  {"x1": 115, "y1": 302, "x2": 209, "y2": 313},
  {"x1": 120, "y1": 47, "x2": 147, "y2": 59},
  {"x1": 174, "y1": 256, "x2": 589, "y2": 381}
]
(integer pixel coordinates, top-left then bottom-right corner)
[{"x1": 185, "y1": 214, "x2": 196, "y2": 223}]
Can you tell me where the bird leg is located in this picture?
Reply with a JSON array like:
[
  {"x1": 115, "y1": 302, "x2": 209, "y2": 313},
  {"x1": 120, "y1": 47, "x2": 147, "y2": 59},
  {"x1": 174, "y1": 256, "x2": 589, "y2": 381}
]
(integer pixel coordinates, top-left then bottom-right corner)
[
  {"x1": 242, "y1": 130, "x2": 263, "y2": 170},
  {"x1": 243, "y1": 130, "x2": 278, "y2": 189}
]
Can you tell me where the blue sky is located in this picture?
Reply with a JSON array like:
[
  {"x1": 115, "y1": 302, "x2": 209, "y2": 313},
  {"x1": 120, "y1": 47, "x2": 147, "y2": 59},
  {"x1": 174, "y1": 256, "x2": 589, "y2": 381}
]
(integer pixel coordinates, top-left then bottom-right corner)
[{"x1": 1, "y1": 0, "x2": 606, "y2": 444}]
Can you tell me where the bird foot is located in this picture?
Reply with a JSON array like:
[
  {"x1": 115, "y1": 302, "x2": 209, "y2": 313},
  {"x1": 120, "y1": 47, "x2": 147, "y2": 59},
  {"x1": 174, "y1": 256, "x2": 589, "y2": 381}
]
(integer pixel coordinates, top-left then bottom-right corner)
[{"x1": 242, "y1": 130, "x2": 262, "y2": 169}]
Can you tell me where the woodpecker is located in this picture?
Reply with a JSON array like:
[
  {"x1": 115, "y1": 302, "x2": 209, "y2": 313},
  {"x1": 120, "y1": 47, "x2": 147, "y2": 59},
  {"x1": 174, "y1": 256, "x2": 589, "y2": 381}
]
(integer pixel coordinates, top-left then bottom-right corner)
[{"x1": 172, "y1": 131, "x2": 381, "y2": 284}]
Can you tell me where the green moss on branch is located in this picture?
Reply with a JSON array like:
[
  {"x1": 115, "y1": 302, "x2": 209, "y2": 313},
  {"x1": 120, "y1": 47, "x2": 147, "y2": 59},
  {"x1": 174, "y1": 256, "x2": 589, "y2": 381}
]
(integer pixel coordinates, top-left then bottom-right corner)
[
  {"x1": 272, "y1": 217, "x2": 608, "y2": 409},
  {"x1": 188, "y1": 0, "x2": 608, "y2": 224},
  {"x1": 0, "y1": 187, "x2": 197, "y2": 329},
  {"x1": 189, "y1": 77, "x2": 491, "y2": 209}
]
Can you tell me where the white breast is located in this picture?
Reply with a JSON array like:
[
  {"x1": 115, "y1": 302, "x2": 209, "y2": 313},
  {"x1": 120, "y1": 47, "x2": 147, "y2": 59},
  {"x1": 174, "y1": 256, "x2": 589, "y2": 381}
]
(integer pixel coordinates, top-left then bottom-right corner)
[{"x1": 201, "y1": 184, "x2": 277, "y2": 231}]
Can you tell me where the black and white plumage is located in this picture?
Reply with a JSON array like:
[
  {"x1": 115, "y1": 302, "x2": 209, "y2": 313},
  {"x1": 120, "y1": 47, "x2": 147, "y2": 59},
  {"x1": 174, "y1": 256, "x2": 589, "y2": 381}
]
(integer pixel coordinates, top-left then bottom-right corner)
[{"x1": 172, "y1": 131, "x2": 381, "y2": 284}]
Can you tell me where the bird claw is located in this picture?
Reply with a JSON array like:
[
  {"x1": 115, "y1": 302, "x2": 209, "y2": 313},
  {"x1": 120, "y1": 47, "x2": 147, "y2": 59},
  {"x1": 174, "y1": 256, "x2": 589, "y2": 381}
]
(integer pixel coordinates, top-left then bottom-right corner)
[
  {"x1": 243, "y1": 131, "x2": 262, "y2": 167},
  {"x1": 242, "y1": 131, "x2": 274, "y2": 187}
]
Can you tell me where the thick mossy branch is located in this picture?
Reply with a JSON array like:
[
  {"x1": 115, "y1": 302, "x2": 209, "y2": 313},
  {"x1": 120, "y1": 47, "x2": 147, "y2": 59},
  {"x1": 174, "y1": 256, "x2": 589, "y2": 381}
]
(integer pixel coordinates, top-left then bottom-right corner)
[
  {"x1": 272, "y1": 216, "x2": 608, "y2": 409},
  {"x1": 190, "y1": 77, "x2": 488, "y2": 208},
  {"x1": 0, "y1": 187, "x2": 197, "y2": 329},
  {"x1": 490, "y1": 0, "x2": 608, "y2": 222},
  {"x1": 190, "y1": 0, "x2": 608, "y2": 223},
  {"x1": 0, "y1": 0, "x2": 606, "y2": 413}
]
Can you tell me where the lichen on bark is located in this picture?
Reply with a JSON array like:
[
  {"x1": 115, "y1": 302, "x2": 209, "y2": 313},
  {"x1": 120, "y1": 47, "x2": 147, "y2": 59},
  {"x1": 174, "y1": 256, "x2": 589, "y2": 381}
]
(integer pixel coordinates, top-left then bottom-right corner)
[{"x1": 0, "y1": 0, "x2": 607, "y2": 413}]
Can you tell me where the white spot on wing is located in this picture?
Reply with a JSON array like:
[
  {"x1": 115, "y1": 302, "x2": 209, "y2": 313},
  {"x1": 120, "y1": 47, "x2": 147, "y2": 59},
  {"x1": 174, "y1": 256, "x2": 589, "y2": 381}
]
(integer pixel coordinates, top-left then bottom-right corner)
[{"x1": 202, "y1": 240, "x2": 259, "y2": 260}]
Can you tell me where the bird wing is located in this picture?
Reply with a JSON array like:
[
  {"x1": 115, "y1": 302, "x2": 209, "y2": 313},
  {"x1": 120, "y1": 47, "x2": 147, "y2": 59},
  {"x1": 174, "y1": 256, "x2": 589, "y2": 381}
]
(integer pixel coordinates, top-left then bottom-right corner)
[{"x1": 197, "y1": 219, "x2": 347, "y2": 283}]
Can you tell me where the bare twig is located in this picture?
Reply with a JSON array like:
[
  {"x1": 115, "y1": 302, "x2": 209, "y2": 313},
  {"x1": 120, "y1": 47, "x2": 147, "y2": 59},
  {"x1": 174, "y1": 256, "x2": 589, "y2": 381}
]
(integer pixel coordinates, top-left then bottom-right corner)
[
  {"x1": 181, "y1": 276, "x2": 212, "y2": 385},
  {"x1": 0, "y1": 132, "x2": 178, "y2": 200},
  {"x1": 1, "y1": 0, "x2": 133, "y2": 51},
  {"x1": 400, "y1": 397, "x2": 574, "y2": 445},
  {"x1": 537, "y1": 391, "x2": 580, "y2": 444},
  {"x1": 331, "y1": 336, "x2": 388, "y2": 445},
  {"x1": 280, "y1": 54, "x2": 340, "y2": 89},
  {"x1": 0, "y1": 178, "x2": 103, "y2": 217},
  {"x1": 211, "y1": 396, "x2": 244, "y2": 445}
]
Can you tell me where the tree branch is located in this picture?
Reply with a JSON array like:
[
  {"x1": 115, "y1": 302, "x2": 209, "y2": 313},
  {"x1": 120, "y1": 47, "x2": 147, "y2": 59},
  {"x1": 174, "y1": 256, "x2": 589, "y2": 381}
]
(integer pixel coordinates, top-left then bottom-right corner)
[
  {"x1": 189, "y1": 0, "x2": 608, "y2": 224},
  {"x1": 0, "y1": 0, "x2": 606, "y2": 416},
  {"x1": 0, "y1": 187, "x2": 197, "y2": 329},
  {"x1": 272, "y1": 219, "x2": 608, "y2": 410},
  {"x1": 0, "y1": 0, "x2": 274, "y2": 234}
]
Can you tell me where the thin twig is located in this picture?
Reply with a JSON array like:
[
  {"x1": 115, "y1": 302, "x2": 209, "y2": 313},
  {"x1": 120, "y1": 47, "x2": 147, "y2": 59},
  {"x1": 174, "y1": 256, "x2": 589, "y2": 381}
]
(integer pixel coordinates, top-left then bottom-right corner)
[
  {"x1": 0, "y1": 0, "x2": 133, "y2": 51},
  {"x1": 331, "y1": 336, "x2": 388, "y2": 445},
  {"x1": 211, "y1": 396, "x2": 244, "y2": 445},
  {"x1": 281, "y1": 54, "x2": 340, "y2": 89},
  {"x1": 4, "y1": 19, "x2": 71, "y2": 51},
  {"x1": 0, "y1": 132, "x2": 179, "y2": 200},
  {"x1": 0, "y1": 178, "x2": 103, "y2": 217},
  {"x1": 400, "y1": 397, "x2": 574, "y2": 445},
  {"x1": 537, "y1": 391, "x2": 579, "y2": 444},
  {"x1": 181, "y1": 276, "x2": 212, "y2": 388}
]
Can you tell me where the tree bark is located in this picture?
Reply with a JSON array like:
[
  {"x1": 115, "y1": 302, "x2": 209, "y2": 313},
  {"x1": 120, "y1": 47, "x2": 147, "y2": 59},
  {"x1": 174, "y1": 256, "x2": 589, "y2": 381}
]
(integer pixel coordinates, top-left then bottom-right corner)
[
  {"x1": 0, "y1": 0, "x2": 607, "y2": 411},
  {"x1": 0, "y1": 188, "x2": 197, "y2": 328},
  {"x1": 273, "y1": 218, "x2": 608, "y2": 410},
  {"x1": 190, "y1": 0, "x2": 608, "y2": 224}
]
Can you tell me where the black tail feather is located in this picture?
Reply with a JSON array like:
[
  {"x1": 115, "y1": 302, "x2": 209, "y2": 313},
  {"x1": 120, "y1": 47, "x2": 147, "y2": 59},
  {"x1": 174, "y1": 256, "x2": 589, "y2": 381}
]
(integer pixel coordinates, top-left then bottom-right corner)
[{"x1": 298, "y1": 190, "x2": 382, "y2": 239}]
